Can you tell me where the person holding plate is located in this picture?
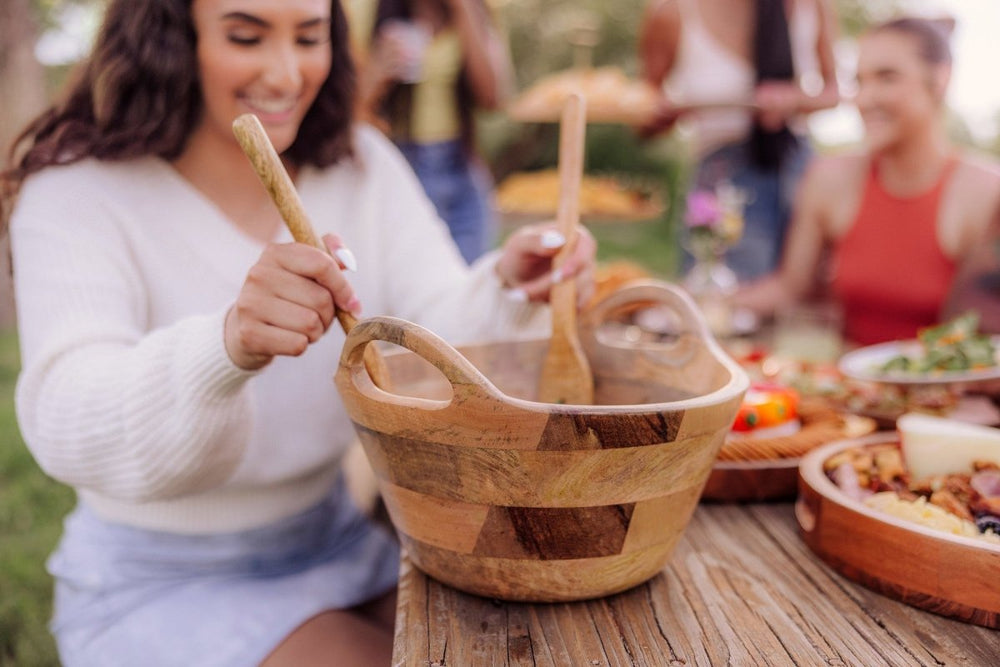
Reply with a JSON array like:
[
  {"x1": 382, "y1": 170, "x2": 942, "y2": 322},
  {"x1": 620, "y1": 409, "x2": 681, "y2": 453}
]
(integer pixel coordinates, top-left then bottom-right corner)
[
  {"x1": 638, "y1": 0, "x2": 840, "y2": 281},
  {"x1": 739, "y1": 16, "x2": 1000, "y2": 346},
  {"x1": 0, "y1": 0, "x2": 595, "y2": 664}
]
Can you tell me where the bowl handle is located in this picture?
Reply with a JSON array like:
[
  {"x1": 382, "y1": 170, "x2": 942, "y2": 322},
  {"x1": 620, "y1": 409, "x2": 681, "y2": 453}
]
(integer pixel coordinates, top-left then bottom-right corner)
[
  {"x1": 579, "y1": 279, "x2": 714, "y2": 364},
  {"x1": 337, "y1": 316, "x2": 508, "y2": 409}
]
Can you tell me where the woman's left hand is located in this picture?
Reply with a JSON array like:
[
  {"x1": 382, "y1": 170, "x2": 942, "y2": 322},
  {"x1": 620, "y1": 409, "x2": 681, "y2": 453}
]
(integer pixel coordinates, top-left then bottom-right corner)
[
  {"x1": 754, "y1": 81, "x2": 803, "y2": 130},
  {"x1": 495, "y1": 222, "x2": 597, "y2": 308}
]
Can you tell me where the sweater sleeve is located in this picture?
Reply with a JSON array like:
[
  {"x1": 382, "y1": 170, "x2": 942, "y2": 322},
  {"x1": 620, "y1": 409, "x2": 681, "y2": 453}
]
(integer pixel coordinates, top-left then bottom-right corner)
[
  {"x1": 11, "y1": 168, "x2": 259, "y2": 502},
  {"x1": 357, "y1": 127, "x2": 551, "y2": 343}
]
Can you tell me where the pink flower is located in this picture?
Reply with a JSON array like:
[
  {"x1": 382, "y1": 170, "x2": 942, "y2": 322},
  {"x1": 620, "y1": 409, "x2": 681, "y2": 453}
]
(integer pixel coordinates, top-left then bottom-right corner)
[{"x1": 685, "y1": 190, "x2": 721, "y2": 228}]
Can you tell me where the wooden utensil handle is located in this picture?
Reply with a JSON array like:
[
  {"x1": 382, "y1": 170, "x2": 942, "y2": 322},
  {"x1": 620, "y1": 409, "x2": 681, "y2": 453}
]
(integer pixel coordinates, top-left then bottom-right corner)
[
  {"x1": 232, "y1": 114, "x2": 393, "y2": 388},
  {"x1": 340, "y1": 317, "x2": 504, "y2": 408},
  {"x1": 231, "y1": 113, "x2": 358, "y2": 332},
  {"x1": 550, "y1": 93, "x2": 587, "y2": 326}
]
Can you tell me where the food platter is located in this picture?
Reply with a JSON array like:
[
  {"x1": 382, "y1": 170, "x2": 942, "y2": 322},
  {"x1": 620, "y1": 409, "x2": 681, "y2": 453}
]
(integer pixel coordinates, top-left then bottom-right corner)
[
  {"x1": 797, "y1": 434, "x2": 1000, "y2": 628},
  {"x1": 506, "y1": 67, "x2": 660, "y2": 125},
  {"x1": 838, "y1": 335, "x2": 1000, "y2": 386},
  {"x1": 495, "y1": 170, "x2": 665, "y2": 224},
  {"x1": 701, "y1": 400, "x2": 876, "y2": 502}
]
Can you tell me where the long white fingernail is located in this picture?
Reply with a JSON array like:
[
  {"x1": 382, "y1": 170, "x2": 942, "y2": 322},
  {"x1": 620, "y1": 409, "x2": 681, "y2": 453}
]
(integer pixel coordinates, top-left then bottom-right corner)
[
  {"x1": 504, "y1": 288, "x2": 528, "y2": 303},
  {"x1": 334, "y1": 247, "x2": 357, "y2": 272},
  {"x1": 551, "y1": 267, "x2": 563, "y2": 284},
  {"x1": 540, "y1": 231, "x2": 566, "y2": 249}
]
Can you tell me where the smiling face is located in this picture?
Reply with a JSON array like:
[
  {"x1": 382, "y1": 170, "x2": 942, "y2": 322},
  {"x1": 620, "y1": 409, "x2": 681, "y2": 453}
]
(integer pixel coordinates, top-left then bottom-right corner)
[
  {"x1": 188, "y1": 0, "x2": 333, "y2": 155},
  {"x1": 855, "y1": 30, "x2": 950, "y2": 153}
]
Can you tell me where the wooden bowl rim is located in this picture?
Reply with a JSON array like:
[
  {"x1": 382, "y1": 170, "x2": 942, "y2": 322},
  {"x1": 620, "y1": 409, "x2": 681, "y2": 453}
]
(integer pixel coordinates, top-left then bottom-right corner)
[
  {"x1": 390, "y1": 330, "x2": 749, "y2": 414},
  {"x1": 798, "y1": 433, "x2": 1000, "y2": 554},
  {"x1": 364, "y1": 280, "x2": 750, "y2": 414}
]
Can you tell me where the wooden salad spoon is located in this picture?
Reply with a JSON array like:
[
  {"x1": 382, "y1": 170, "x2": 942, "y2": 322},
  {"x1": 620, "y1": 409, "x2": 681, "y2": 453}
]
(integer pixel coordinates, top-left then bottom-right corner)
[
  {"x1": 536, "y1": 93, "x2": 594, "y2": 405},
  {"x1": 231, "y1": 113, "x2": 391, "y2": 389}
]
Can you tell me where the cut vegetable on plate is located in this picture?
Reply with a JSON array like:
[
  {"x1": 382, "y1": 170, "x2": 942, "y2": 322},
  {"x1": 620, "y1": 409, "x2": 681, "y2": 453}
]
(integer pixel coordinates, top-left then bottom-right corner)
[{"x1": 838, "y1": 312, "x2": 1000, "y2": 385}]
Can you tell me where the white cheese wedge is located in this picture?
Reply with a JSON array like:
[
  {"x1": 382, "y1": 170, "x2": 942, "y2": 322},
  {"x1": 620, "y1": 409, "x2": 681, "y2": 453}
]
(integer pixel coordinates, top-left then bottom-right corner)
[{"x1": 897, "y1": 412, "x2": 1000, "y2": 480}]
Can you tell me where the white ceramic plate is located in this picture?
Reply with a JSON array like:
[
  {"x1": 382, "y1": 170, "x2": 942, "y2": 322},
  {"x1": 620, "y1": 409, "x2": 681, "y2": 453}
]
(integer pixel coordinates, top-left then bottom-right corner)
[{"x1": 838, "y1": 336, "x2": 1000, "y2": 385}]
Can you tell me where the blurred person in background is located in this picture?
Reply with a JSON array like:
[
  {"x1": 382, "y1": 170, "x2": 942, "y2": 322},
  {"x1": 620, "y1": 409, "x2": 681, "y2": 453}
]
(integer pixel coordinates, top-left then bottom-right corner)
[
  {"x1": 639, "y1": 0, "x2": 840, "y2": 280},
  {"x1": 738, "y1": 17, "x2": 1000, "y2": 346},
  {"x1": 354, "y1": 0, "x2": 512, "y2": 264}
]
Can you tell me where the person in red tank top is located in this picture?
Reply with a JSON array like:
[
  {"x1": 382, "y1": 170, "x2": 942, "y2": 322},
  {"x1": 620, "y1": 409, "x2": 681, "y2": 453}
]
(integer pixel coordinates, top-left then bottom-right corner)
[
  {"x1": 831, "y1": 157, "x2": 959, "y2": 344},
  {"x1": 738, "y1": 16, "x2": 1000, "y2": 346}
]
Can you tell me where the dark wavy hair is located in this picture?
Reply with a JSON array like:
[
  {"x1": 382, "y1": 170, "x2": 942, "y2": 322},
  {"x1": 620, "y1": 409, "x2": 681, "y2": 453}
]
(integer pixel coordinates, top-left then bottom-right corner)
[{"x1": 2, "y1": 0, "x2": 356, "y2": 224}]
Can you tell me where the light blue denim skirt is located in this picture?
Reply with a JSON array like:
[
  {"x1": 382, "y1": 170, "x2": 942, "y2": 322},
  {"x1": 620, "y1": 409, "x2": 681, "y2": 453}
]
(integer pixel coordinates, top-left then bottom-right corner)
[
  {"x1": 47, "y1": 477, "x2": 400, "y2": 667},
  {"x1": 395, "y1": 139, "x2": 496, "y2": 265}
]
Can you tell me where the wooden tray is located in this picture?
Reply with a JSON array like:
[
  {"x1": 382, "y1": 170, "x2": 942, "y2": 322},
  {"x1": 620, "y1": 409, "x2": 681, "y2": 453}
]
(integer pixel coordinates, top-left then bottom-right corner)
[
  {"x1": 701, "y1": 456, "x2": 799, "y2": 502},
  {"x1": 701, "y1": 402, "x2": 876, "y2": 502},
  {"x1": 797, "y1": 433, "x2": 1000, "y2": 628}
]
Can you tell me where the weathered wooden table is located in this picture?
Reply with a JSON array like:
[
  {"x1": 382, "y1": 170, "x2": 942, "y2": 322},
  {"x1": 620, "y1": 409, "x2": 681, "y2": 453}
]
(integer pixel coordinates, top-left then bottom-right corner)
[{"x1": 392, "y1": 502, "x2": 1000, "y2": 666}]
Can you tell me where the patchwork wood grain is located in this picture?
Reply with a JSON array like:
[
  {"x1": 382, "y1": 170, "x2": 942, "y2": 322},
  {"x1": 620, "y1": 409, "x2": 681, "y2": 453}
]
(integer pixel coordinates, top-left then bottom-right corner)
[
  {"x1": 354, "y1": 427, "x2": 724, "y2": 507},
  {"x1": 472, "y1": 503, "x2": 635, "y2": 560},
  {"x1": 335, "y1": 282, "x2": 749, "y2": 601},
  {"x1": 401, "y1": 533, "x2": 682, "y2": 602}
]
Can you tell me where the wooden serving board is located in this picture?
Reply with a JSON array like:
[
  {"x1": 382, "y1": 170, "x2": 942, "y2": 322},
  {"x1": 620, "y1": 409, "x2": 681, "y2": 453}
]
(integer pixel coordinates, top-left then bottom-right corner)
[
  {"x1": 797, "y1": 433, "x2": 1000, "y2": 629},
  {"x1": 701, "y1": 457, "x2": 800, "y2": 502},
  {"x1": 702, "y1": 405, "x2": 876, "y2": 502}
]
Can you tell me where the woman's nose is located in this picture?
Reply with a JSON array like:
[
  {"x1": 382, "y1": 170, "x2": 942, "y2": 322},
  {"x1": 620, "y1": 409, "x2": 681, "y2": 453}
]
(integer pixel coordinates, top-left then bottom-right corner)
[{"x1": 262, "y1": 43, "x2": 303, "y2": 91}]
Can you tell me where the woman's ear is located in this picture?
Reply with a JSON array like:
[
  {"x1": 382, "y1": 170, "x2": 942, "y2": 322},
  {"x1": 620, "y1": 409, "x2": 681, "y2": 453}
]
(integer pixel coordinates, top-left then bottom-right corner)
[{"x1": 928, "y1": 63, "x2": 951, "y2": 104}]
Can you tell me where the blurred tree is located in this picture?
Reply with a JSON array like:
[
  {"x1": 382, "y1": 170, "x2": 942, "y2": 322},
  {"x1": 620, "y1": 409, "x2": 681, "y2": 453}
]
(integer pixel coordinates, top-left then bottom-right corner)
[
  {"x1": 835, "y1": 0, "x2": 906, "y2": 37},
  {"x1": 0, "y1": 0, "x2": 47, "y2": 163}
]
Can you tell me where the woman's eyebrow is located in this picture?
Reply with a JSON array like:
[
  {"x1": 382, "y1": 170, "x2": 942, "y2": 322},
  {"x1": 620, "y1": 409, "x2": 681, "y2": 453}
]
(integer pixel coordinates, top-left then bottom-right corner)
[
  {"x1": 222, "y1": 12, "x2": 269, "y2": 27},
  {"x1": 221, "y1": 12, "x2": 330, "y2": 29}
]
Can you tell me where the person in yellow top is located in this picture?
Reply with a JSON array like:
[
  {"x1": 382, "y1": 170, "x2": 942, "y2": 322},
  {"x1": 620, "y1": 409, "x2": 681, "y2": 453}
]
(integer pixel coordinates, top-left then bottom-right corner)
[{"x1": 354, "y1": 0, "x2": 512, "y2": 263}]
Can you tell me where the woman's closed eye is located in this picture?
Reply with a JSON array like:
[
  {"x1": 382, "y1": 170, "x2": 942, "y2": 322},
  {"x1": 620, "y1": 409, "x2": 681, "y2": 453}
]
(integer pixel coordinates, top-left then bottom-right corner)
[{"x1": 227, "y1": 32, "x2": 262, "y2": 46}]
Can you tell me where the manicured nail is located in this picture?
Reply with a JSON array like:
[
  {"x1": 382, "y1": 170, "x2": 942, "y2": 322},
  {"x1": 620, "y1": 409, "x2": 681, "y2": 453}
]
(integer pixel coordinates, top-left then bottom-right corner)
[
  {"x1": 334, "y1": 247, "x2": 357, "y2": 272},
  {"x1": 504, "y1": 288, "x2": 528, "y2": 303},
  {"x1": 346, "y1": 297, "x2": 362, "y2": 317},
  {"x1": 551, "y1": 267, "x2": 564, "y2": 284},
  {"x1": 540, "y1": 231, "x2": 566, "y2": 249}
]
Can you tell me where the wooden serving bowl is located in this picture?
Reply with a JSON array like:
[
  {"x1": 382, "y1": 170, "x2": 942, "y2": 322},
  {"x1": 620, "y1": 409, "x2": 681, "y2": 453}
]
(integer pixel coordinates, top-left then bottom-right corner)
[
  {"x1": 797, "y1": 433, "x2": 1000, "y2": 628},
  {"x1": 335, "y1": 281, "x2": 749, "y2": 601}
]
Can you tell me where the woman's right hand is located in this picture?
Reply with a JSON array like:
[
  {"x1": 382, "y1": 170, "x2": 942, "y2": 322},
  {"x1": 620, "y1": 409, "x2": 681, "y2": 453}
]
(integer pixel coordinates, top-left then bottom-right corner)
[
  {"x1": 636, "y1": 96, "x2": 682, "y2": 138},
  {"x1": 224, "y1": 235, "x2": 360, "y2": 370},
  {"x1": 368, "y1": 24, "x2": 425, "y2": 87}
]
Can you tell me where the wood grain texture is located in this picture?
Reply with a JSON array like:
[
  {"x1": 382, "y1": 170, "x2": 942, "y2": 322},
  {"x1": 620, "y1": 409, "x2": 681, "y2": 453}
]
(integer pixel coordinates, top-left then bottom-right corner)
[
  {"x1": 798, "y1": 434, "x2": 1000, "y2": 628},
  {"x1": 230, "y1": 113, "x2": 391, "y2": 387},
  {"x1": 392, "y1": 504, "x2": 1000, "y2": 666},
  {"x1": 537, "y1": 93, "x2": 594, "y2": 406},
  {"x1": 334, "y1": 283, "x2": 749, "y2": 601}
]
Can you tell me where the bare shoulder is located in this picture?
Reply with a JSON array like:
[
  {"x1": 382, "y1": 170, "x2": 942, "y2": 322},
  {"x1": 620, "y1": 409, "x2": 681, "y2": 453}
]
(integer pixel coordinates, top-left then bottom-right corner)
[
  {"x1": 800, "y1": 152, "x2": 867, "y2": 200},
  {"x1": 954, "y1": 150, "x2": 1000, "y2": 194}
]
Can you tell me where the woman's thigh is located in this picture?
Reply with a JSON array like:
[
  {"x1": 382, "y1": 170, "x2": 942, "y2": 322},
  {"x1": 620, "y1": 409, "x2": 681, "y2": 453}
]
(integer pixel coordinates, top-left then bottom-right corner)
[{"x1": 260, "y1": 607, "x2": 394, "y2": 667}]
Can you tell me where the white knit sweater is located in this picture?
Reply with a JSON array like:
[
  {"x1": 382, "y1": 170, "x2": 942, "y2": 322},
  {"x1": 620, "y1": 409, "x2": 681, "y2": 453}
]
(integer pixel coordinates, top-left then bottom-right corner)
[{"x1": 12, "y1": 125, "x2": 548, "y2": 534}]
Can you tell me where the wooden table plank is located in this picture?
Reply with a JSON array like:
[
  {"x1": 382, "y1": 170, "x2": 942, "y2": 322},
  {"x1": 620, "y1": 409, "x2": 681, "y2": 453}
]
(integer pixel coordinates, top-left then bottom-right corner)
[{"x1": 393, "y1": 503, "x2": 1000, "y2": 667}]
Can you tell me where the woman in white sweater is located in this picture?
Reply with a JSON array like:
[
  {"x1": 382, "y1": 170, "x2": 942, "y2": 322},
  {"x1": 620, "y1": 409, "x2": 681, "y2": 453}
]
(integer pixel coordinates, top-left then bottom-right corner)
[{"x1": 2, "y1": 0, "x2": 595, "y2": 664}]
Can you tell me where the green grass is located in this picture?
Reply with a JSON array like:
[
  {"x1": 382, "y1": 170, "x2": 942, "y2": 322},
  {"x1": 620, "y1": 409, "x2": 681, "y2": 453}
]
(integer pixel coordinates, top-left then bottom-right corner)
[{"x1": 0, "y1": 330, "x2": 74, "y2": 667}]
